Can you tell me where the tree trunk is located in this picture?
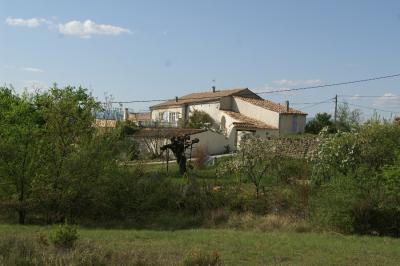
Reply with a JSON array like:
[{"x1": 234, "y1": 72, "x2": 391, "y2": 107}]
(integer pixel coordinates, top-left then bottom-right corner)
[{"x1": 18, "y1": 209, "x2": 26, "y2": 224}]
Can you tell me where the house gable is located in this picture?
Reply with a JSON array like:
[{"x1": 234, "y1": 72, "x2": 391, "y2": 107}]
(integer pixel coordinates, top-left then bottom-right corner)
[{"x1": 149, "y1": 88, "x2": 258, "y2": 110}]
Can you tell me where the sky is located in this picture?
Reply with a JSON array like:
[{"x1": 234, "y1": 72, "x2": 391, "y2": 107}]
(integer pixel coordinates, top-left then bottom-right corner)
[{"x1": 1, "y1": 0, "x2": 400, "y2": 118}]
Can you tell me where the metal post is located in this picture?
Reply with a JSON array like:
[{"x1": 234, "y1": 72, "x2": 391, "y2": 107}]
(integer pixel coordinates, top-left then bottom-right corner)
[
  {"x1": 334, "y1": 94, "x2": 338, "y2": 128},
  {"x1": 166, "y1": 149, "x2": 169, "y2": 173}
]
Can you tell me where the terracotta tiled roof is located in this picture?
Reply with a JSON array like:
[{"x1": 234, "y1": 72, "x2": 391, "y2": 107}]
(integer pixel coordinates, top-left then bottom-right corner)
[
  {"x1": 150, "y1": 88, "x2": 253, "y2": 109},
  {"x1": 134, "y1": 128, "x2": 206, "y2": 138},
  {"x1": 234, "y1": 96, "x2": 307, "y2": 115},
  {"x1": 128, "y1": 112, "x2": 151, "y2": 121},
  {"x1": 222, "y1": 111, "x2": 278, "y2": 130}
]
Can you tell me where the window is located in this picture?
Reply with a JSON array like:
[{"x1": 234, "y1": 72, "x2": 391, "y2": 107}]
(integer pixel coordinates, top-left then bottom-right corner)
[
  {"x1": 292, "y1": 115, "x2": 298, "y2": 132},
  {"x1": 158, "y1": 112, "x2": 164, "y2": 121},
  {"x1": 169, "y1": 112, "x2": 177, "y2": 122}
]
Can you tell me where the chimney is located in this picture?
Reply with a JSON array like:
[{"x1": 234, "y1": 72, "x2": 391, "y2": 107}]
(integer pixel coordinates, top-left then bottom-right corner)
[
  {"x1": 212, "y1": 86, "x2": 216, "y2": 93},
  {"x1": 285, "y1": 100, "x2": 289, "y2": 112},
  {"x1": 123, "y1": 108, "x2": 129, "y2": 121}
]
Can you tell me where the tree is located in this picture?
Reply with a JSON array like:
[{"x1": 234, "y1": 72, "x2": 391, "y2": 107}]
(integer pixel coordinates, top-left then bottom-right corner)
[
  {"x1": 305, "y1": 112, "x2": 333, "y2": 134},
  {"x1": 0, "y1": 87, "x2": 42, "y2": 224},
  {"x1": 188, "y1": 110, "x2": 214, "y2": 129},
  {"x1": 32, "y1": 85, "x2": 102, "y2": 222},
  {"x1": 336, "y1": 102, "x2": 362, "y2": 131},
  {"x1": 226, "y1": 137, "x2": 286, "y2": 198}
]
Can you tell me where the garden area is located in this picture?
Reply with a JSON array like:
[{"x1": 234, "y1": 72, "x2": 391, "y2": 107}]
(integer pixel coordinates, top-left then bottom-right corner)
[{"x1": 1, "y1": 85, "x2": 400, "y2": 265}]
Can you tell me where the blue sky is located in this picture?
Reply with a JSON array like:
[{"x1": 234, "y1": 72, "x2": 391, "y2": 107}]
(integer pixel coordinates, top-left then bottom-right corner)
[{"x1": 1, "y1": 0, "x2": 400, "y2": 118}]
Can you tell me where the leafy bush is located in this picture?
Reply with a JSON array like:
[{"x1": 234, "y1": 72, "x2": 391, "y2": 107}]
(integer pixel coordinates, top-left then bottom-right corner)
[
  {"x1": 50, "y1": 223, "x2": 79, "y2": 249},
  {"x1": 272, "y1": 158, "x2": 310, "y2": 183},
  {"x1": 188, "y1": 110, "x2": 215, "y2": 129},
  {"x1": 310, "y1": 123, "x2": 400, "y2": 183},
  {"x1": 312, "y1": 172, "x2": 400, "y2": 236},
  {"x1": 311, "y1": 176, "x2": 358, "y2": 233},
  {"x1": 310, "y1": 123, "x2": 400, "y2": 236},
  {"x1": 305, "y1": 112, "x2": 334, "y2": 134}
]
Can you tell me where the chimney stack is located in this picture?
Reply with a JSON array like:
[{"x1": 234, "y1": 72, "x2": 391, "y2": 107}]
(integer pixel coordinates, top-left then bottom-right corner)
[
  {"x1": 285, "y1": 100, "x2": 289, "y2": 112},
  {"x1": 212, "y1": 86, "x2": 216, "y2": 93},
  {"x1": 123, "y1": 108, "x2": 129, "y2": 121}
]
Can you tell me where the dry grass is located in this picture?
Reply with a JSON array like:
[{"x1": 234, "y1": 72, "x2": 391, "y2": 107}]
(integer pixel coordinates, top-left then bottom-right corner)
[
  {"x1": 226, "y1": 212, "x2": 312, "y2": 233},
  {"x1": 1, "y1": 224, "x2": 400, "y2": 265}
]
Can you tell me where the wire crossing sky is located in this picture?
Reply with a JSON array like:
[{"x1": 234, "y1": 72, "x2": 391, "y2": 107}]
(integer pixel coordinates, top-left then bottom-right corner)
[{"x1": 1, "y1": 0, "x2": 400, "y2": 118}]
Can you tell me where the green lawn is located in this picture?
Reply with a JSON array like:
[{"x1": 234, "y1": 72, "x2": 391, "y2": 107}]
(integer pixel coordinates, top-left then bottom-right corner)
[{"x1": 1, "y1": 224, "x2": 399, "y2": 265}]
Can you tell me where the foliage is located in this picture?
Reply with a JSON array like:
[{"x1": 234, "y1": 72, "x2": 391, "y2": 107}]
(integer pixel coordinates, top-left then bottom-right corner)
[
  {"x1": 336, "y1": 102, "x2": 362, "y2": 131},
  {"x1": 310, "y1": 123, "x2": 400, "y2": 183},
  {"x1": 311, "y1": 175, "x2": 358, "y2": 233},
  {"x1": 305, "y1": 112, "x2": 334, "y2": 134},
  {"x1": 188, "y1": 110, "x2": 214, "y2": 129},
  {"x1": 116, "y1": 120, "x2": 140, "y2": 137},
  {"x1": 0, "y1": 87, "x2": 43, "y2": 224},
  {"x1": 310, "y1": 123, "x2": 400, "y2": 236},
  {"x1": 50, "y1": 222, "x2": 79, "y2": 249}
]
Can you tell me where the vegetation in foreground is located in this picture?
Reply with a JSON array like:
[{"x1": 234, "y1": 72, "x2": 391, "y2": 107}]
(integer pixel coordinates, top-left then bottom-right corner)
[
  {"x1": 1, "y1": 85, "x2": 400, "y2": 265},
  {"x1": 1, "y1": 224, "x2": 400, "y2": 266}
]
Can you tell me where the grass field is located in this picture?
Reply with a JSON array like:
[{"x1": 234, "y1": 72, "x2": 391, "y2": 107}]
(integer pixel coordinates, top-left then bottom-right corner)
[{"x1": 1, "y1": 224, "x2": 399, "y2": 265}]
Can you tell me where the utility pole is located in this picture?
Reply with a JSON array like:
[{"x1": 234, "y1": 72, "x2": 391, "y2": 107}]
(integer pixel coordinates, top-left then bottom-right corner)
[{"x1": 334, "y1": 94, "x2": 338, "y2": 128}]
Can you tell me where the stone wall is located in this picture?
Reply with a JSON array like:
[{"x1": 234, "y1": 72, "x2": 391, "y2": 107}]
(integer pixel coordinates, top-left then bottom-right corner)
[{"x1": 258, "y1": 136, "x2": 319, "y2": 158}]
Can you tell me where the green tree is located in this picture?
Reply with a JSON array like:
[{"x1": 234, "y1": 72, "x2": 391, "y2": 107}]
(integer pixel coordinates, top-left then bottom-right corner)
[
  {"x1": 336, "y1": 102, "x2": 362, "y2": 131},
  {"x1": 188, "y1": 110, "x2": 214, "y2": 129},
  {"x1": 305, "y1": 112, "x2": 333, "y2": 134},
  {"x1": 32, "y1": 85, "x2": 102, "y2": 222},
  {"x1": 0, "y1": 87, "x2": 42, "y2": 224}
]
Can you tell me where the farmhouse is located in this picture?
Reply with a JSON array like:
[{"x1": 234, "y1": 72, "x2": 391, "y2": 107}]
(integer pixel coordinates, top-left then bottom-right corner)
[{"x1": 149, "y1": 87, "x2": 307, "y2": 153}]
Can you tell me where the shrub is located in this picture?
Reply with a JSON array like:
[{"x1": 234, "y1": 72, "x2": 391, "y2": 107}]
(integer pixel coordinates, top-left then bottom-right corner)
[
  {"x1": 182, "y1": 248, "x2": 222, "y2": 266},
  {"x1": 273, "y1": 158, "x2": 310, "y2": 184},
  {"x1": 305, "y1": 112, "x2": 334, "y2": 134},
  {"x1": 188, "y1": 110, "x2": 215, "y2": 129},
  {"x1": 50, "y1": 222, "x2": 79, "y2": 249},
  {"x1": 310, "y1": 123, "x2": 400, "y2": 183},
  {"x1": 193, "y1": 145, "x2": 209, "y2": 169}
]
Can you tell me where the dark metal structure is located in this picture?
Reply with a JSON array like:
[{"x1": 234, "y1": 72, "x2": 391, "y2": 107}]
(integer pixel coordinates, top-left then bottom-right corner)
[{"x1": 161, "y1": 135, "x2": 199, "y2": 174}]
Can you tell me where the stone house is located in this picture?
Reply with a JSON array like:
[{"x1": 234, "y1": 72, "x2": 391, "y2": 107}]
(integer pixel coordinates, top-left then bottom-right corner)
[{"x1": 149, "y1": 87, "x2": 307, "y2": 153}]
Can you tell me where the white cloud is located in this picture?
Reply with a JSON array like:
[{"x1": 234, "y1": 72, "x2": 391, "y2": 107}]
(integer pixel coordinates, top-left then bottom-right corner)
[
  {"x1": 21, "y1": 67, "x2": 44, "y2": 73},
  {"x1": 3, "y1": 65, "x2": 44, "y2": 73},
  {"x1": 6, "y1": 17, "x2": 51, "y2": 28},
  {"x1": 6, "y1": 17, "x2": 131, "y2": 38},
  {"x1": 273, "y1": 79, "x2": 322, "y2": 87},
  {"x1": 350, "y1": 94, "x2": 361, "y2": 100},
  {"x1": 373, "y1": 92, "x2": 400, "y2": 107},
  {"x1": 58, "y1": 20, "x2": 131, "y2": 38}
]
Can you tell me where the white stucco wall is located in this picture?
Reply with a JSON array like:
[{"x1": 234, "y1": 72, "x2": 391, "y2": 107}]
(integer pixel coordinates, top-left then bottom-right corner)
[
  {"x1": 232, "y1": 98, "x2": 280, "y2": 128},
  {"x1": 191, "y1": 130, "x2": 231, "y2": 155},
  {"x1": 151, "y1": 107, "x2": 184, "y2": 122},
  {"x1": 188, "y1": 102, "x2": 221, "y2": 122}
]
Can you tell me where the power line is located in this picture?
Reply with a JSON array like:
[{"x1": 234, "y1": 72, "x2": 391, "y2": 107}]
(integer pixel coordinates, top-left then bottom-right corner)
[
  {"x1": 254, "y1": 73, "x2": 400, "y2": 95},
  {"x1": 300, "y1": 98, "x2": 335, "y2": 110},
  {"x1": 291, "y1": 99, "x2": 334, "y2": 105},
  {"x1": 107, "y1": 72, "x2": 400, "y2": 104},
  {"x1": 339, "y1": 94, "x2": 399, "y2": 98},
  {"x1": 339, "y1": 101, "x2": 398, "y2": 114}
]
